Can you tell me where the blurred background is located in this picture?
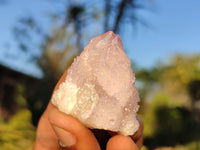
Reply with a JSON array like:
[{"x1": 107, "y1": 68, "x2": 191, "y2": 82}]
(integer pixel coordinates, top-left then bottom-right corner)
[{"x1": 0, "y1": 0, "x2": 200, "y2": 149}]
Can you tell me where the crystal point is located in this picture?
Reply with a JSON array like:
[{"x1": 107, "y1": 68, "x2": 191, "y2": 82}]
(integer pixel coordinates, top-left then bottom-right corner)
[{"x1": 52, "y1": 31, "x2": 140, "y2": 135}]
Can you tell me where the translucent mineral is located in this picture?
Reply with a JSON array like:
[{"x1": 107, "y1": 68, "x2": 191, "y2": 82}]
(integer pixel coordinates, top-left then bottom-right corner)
[{"x1": 52, "y1": 31, "x2": 140, "y2": 136}]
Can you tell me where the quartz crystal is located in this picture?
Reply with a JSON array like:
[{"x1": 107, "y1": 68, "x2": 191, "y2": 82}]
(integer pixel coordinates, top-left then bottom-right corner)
[{"x1": 52, "y1": 31, "x2": 140, "y2": 135}]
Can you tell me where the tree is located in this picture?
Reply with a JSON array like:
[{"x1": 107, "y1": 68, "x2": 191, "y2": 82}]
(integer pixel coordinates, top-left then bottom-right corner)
[{"x1": 11, "y1": 0, "x2": 148, "y2": 79}]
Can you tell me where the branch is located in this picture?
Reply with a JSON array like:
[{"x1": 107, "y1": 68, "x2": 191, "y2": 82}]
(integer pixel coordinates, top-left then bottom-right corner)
[
  {"x1": 104, "y1": 0, "x2": 111, "y2": 32},
  {"x1": 113, "y1": 0, "x2": 129, "y2": 33}
]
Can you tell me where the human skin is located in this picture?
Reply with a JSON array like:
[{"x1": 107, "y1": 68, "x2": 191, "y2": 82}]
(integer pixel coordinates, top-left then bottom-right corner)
[{"x1": 33, "y1": 69, "x2": 143, "y2": 150}]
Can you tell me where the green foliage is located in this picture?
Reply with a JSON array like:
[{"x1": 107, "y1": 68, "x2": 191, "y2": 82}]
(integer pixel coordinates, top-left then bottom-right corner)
[
  {"x1": 176, "y1": 141, "x2": 200, "y2": 150},
  {"x1": 160, "y1": 54, "x2": 200, "y2": 94},
  {"x1": 0, "y1": 109, "x2": 36, "y2": 150},
  {"x1": 151, "y1": 93, "x2": 180, "y2": 109},
  {"x1": 142, "y1": 92, "x2": 180, "y2": 137},
  {"x1": 137, "y1": 53, "x2": 200, "y2": 149}
]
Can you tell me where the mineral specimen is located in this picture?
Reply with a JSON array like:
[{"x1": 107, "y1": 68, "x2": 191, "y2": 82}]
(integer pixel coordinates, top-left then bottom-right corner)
[{"x1": 52, "y1": 31, "x2": 140, "y2": 136}]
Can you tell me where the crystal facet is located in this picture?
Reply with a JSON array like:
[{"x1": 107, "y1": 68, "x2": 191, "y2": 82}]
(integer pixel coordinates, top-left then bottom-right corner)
[{"x1": 52, "y1": 31, "x2": 140, "y2": 135}]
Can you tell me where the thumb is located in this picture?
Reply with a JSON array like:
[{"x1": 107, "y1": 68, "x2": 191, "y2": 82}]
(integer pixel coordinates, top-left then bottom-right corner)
[
  {"x1": 49, "y1": 108, "x2": 100, "y2": 150},
  {"x1": 106, "y1": 135, "x2": 139, "y2": 150}
]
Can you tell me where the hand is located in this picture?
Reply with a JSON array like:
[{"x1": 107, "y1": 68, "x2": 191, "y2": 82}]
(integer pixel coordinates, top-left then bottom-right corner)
[{"x1": 33, "y1": 70, "x2": 143, "y2": 150}]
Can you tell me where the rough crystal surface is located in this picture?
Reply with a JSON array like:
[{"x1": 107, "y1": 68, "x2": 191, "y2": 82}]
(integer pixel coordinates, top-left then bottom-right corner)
[{"x1": 52, "y1": 31, "x2": 140, "y2": 135}]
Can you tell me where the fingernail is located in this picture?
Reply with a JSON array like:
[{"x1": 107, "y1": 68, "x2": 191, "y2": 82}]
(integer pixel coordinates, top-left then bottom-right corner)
[{"x1": 53, "y1": 126, "x2": 76, "y2": 147}]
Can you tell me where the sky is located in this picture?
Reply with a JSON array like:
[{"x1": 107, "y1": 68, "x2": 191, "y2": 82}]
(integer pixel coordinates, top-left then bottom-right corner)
[
  {"x1": 123, "y1": 0, "x2": 200, "y2": 68},
  {"x1": 0, "y1": 0, "x2": 200, "y2": 78}
]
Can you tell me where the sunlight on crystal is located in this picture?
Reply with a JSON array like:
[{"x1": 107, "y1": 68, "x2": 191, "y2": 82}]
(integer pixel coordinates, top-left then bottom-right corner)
[{"x1": 52, "y1": 31, "x2": 140, "y2": 135}]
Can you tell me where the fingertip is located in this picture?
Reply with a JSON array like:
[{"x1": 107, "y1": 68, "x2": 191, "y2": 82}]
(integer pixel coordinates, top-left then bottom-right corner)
[
  {"x1": 48, "y1": 108, "x2": 100, "y2": 150},
  {"x1": 107, "y1": 135, "x2": 139, "y2": 150}
]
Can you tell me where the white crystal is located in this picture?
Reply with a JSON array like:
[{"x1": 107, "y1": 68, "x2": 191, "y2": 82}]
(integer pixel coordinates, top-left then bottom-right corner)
[{"x1": 52, "y1": 31, "x2": 140, "y2": 135}]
